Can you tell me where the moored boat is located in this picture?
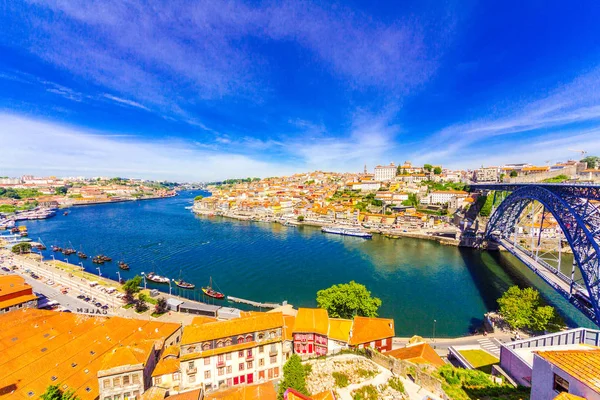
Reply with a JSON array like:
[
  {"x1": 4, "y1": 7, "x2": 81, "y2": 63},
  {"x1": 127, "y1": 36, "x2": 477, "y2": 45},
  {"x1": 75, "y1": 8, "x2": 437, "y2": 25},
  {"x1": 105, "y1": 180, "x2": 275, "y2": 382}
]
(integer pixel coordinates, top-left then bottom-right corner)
[
  {"x1": 77, "y1": 251, "x2": 88, "y2": 259},
  {"x1": 118, "y1": 261, "x2": 130, "y2": 271},
  {"x1": 321, "y1": 226, "x2": 372, "y2": 239},
  {"x1": 202, "y1": 277, "x2": 224, "y2": 299},
  {"x1": 174, "y1": 279, "x2": 195, "y2": 289},
  {"x1": 146, "y1": 272, "x2": 170, "y2": 284}
]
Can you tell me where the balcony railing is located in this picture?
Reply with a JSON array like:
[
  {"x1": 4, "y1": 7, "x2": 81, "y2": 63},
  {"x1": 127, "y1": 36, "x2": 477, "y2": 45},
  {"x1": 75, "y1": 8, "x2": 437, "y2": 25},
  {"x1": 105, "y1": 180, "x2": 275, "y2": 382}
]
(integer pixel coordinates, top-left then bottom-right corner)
[
  {"x1": 269, "y1": 348, "x2": 278, "y2": 356},
  {"x1": 187, "y1": 367, "x2": 197, "y2": 375}
]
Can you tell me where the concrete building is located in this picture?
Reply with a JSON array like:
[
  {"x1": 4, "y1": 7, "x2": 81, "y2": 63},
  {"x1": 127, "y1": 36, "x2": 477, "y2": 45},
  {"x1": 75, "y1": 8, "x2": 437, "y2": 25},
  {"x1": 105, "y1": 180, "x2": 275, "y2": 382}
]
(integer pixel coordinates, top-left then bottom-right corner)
[
  {"x1": 531, "y1": 349, "x2": 600, "y2": 399},
  {"x1": 374, "y1": 163, "x2": 397, "y2": 182},
  {"x1": 499, "y1": 328, "x2": 600, "y2": 388},
  {"x1": 0, "y1": 275, "x2": 38, "y2": 314},
  {"x1": 475, "y1": 167, "x2": 499, "y2": 182},
  {"x1": 425, "y1": 190, "x2": 468, "y2": 205},
  {"x1": 179, "y1": 312, "x2": 286, "y2": 393}
]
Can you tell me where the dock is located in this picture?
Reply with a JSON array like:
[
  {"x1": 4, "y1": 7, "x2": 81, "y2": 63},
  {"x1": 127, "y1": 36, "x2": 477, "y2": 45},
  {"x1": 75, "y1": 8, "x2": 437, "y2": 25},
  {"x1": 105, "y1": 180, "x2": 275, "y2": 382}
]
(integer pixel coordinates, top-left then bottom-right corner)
[{"x1": 227, "y1": 296, "x2": 282, "y2": 309}]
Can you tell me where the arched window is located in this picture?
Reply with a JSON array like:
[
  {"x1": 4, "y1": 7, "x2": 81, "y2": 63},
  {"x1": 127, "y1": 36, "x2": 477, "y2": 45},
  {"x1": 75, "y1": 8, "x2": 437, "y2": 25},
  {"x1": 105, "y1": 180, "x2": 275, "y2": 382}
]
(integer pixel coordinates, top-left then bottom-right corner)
[
  {"x1": 202, "y1": 342, "x2": 210, "y2": 351},
  {"x1": 189, "y1": 346, "x2": 196, "y2": 353},
  {"x1": 238, "y1": 336, "x2": 245, "y2": 344},
  {"x1": 225, "y1": 338, "x2": 232, "y2": 346},
  {"x1": 258, "y1": 333, "x2": 265, "y2": 340},
  {"x1": 269, "y1": 331, "x2": 275, "y2": 339},
  {"x1": 245, "y1": 334, "x2": 253, "y2": 342},
  {"x1": 217, "y1": 340, "x2": 223, "y2": 348}
]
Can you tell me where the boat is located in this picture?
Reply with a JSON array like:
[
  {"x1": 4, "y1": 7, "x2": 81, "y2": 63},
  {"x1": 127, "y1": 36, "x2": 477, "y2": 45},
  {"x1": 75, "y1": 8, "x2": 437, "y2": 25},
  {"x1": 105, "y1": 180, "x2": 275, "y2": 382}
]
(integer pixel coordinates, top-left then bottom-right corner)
[
  {"x1": 96, "y1": 254, "x2": 112, "y2": 262},
  {"x1": 51, "y1": 245, "x2": 62, "y2": 252},
  {"x1": 118, "y1": 261, "x2": 130, "y2": 271},
  {"x1": 92, "y1": 257, "x2": 105, "y2": 264},
  {"x1": 174, "y1": 279, "x2": 195, "y2": 289},
  {"x1": 146, "y1": 272, "x2": 170, "y2": 284},
  {"x1": 77, "y1": 251, "x2": 88, "y2": 259},
  {"x1": 321, "y1": 226, "x2": 372, "y2": 239},
  {"x1": 202, "y1": 277, "x2": 224, "y2": 299}
]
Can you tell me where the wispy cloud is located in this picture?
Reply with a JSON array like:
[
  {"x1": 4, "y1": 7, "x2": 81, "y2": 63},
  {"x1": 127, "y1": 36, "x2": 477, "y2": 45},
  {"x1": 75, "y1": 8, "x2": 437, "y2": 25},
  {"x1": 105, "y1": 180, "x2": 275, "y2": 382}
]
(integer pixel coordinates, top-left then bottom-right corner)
[
  {"x1": 415, "y1": 67, "x2": 600, "y2": 166},
  {"x1": 0, "y1": 113, "x2": 298, "y2": 181},
  {"x1": 102, "y1": 94, "x2": 149, "y2": 111}
]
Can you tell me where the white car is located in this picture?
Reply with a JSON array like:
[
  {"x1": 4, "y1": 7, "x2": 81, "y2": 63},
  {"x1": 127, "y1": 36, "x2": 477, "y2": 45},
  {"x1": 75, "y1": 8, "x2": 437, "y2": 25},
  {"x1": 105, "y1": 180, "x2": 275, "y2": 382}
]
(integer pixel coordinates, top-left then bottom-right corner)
[{"x1": 46, "y1": 280, "x2": 55, "y2": 286}]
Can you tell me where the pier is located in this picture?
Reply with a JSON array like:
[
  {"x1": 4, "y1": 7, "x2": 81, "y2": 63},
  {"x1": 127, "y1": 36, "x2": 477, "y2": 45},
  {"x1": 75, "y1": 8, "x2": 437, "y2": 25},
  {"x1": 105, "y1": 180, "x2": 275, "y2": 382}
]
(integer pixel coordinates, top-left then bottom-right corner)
[{"x1": 227, "y1": 295, "x2": 282, "y2": 309}]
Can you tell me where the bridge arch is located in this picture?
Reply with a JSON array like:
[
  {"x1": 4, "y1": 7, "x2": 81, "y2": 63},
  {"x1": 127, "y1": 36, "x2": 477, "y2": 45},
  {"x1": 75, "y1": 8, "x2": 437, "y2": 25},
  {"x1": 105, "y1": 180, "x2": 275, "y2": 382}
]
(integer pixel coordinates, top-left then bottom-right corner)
[{"x1": 484, "y1": 185, "x2": 600, "y2": 324}]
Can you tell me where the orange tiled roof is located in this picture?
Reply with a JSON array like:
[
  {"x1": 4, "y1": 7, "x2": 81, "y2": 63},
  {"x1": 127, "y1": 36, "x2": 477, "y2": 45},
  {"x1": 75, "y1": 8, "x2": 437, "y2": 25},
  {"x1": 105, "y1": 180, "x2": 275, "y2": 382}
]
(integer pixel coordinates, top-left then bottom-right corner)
[
  {"x1": 99, "y1": 340, "x2": 155, "y2": 371},
  {"x1": 385, "y1": 343, "x2": 445, "y2": 367},
  {"x1": 205, "y1": 381, "x2": 277, "y2": 399},
  {"x1": 0, "y1": 293, "x2": 38, "y2": 309},
  {"x1": 0, "y1": 275, "x2": 33, "y2": 297},
  {"x1": 182, "y1": 312, "x2": 284, "y2": 345},
  {"x1": 327, "y1": 318, "x2": 352, "y2": 343},
  {"x1": 310, "y1": 391, "x2": 336, "y2": 400},
  {"x1": 285, "y1": 389, "x2": 336, "y2": 400},
  {"x1": 164, "y1": 388, "x2": 203, "y2": 400},
  {"x1": 293, "y1": 308, "x2": 329, "y2": 335},
  {"x1": 283, "y1": 315, "x2": 296, "y2": 341},
  {"x1": 553, "y1": 393, "x2": 586, "y2": 400},
  {"x1": 349, "y1": 316, "x2": 394, "y2": 345},
  {"x1": 162, "y1": 345, "x2": 180, "y2": 359},
  {"x1": 152, "y1": 357, "x2": 180, "y2": 377},
  {"x1": 0, "y1": 308, "x2": 180, "y2": 400},
  {"x1": 536, "y1": 349, "x2": 600, "y2": 394},
  {"x1": 191, "y1": 316, "x2": 218, "y2": 325}
]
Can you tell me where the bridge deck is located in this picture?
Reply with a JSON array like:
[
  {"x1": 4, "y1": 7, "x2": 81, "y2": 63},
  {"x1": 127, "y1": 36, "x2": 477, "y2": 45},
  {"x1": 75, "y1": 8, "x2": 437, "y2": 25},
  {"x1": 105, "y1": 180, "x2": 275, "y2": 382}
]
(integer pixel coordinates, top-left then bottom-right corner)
[{"x1": 496, "y1": 238, "x2": 596, "y2": 322}]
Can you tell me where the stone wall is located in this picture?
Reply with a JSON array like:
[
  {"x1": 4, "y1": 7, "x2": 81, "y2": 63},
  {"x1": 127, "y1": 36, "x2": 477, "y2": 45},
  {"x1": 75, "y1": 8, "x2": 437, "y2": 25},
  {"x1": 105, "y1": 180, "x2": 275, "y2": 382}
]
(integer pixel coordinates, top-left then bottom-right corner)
[
  {"x1": 506, "y1": 164, "x2": 580, "y2": 183},
  {"x1": 365, "y1": 348, "x2": 448, "y2": 399}
]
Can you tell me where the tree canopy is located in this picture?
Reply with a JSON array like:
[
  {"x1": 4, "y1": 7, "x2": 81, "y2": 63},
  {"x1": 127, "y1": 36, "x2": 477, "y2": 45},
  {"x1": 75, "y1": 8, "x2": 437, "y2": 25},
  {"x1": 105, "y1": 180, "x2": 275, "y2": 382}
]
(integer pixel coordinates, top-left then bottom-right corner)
[
  {"x1": 497, "y1": 286, "x2": 557, "y2": 331},
  {"x1": 277, "y1": 354, "x2": 309, "y2": 399},
  {"x1": 12, "y1": 242, "x2": 32, "y2": 254},
  {"x1": 41, "y1": 385, "x2": 79, "y2": 400},
  {"x1": 122, "y1": 276, "x2": 142, "y2": 294},
  {"x1": 194, "y1": 195, "x2": 204, "y2": 201},
  {"x1": 155, "y1": 297, "x2": 168, "y2": 314},
  {"x1": 581, "y1": 155, "x2": 600, "y2": 169},
  {"x1": 433, "y1": 166, "x2": 442, "y2": 175},
  {"x1": 509, "y1": 170, "x2": 518, "y2": 177},
  {"x1": 423, "y1": 164, "x2": 433, "y2": 172},
  {"x1": 316, "y1": 281, "x2": 382, "y2": 319}
]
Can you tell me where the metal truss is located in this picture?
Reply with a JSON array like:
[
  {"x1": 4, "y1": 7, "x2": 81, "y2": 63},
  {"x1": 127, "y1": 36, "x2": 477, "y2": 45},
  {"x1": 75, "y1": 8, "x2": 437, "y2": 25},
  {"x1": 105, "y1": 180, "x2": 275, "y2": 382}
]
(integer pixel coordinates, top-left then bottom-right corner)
[{"x1": 484, "y1": 185, "x2": 600, "y2": 325}]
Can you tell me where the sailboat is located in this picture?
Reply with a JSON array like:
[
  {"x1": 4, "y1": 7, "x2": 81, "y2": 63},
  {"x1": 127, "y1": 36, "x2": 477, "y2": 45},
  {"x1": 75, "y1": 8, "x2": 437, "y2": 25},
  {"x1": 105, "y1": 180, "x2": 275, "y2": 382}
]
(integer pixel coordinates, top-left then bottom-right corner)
[
  {"x1": 202, "y1": 277, "x2": 224, "y2": 299},
  {"x1": 174, "y1": 270, "x2": 195, "y2": 289}
]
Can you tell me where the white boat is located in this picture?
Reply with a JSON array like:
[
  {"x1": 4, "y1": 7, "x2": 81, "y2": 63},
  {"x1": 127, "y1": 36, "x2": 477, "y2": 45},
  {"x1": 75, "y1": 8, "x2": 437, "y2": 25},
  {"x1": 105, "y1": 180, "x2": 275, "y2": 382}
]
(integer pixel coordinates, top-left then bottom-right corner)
[
  {"x1": 321, "y1": 226, "x2": 372, "y2": 239},
  {"x1": 146, "y1": 272, "x2": 170, "y2": 284}
]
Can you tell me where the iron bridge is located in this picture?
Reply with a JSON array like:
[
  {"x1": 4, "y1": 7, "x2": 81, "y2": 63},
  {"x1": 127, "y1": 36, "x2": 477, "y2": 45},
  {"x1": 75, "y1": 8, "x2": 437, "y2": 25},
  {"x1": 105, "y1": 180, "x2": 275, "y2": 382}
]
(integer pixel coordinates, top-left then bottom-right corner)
[{"x1": 470, "y1": 183, "x2": 600, "y2": 325}]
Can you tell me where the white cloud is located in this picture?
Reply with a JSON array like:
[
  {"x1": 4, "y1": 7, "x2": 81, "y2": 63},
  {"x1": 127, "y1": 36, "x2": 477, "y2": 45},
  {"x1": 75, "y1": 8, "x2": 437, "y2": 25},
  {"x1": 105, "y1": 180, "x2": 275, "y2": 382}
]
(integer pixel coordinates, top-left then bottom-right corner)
[
  {"x1": 0, "y1": 113, "x2": 297, "y2": 181},
  {"x1": 102, "y1": 94, "x2": 150, "y2": 111}
]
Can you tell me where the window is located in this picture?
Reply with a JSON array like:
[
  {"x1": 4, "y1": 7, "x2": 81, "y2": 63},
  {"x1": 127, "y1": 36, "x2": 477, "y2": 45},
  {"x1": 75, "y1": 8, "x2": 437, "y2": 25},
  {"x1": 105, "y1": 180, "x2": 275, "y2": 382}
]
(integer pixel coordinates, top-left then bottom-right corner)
[
  {"x1": 247, "y1": 361, "x2": 253, "y2": 369},
  {"x1": 239, "y1": 363, "x2": 244, "y2": 371},
  {"x1": 259, "y1": 345, "x2": 264, "y2": 353},
  {"x1": 113, "y1": 377, "x2": 121, "y2": 387},
  {"x1": 132, "y1": 374, "x2": 140, "y2": 384},
  {"x1": 245, "y1": 334, "x2": 253, "y2": 342},
  {"x1": 113, "y1": 395, "x2": 120, "y2": 400},
  {"x1": 270, "y1": 356, "x2": 276, "y2": 364},
  {"x1": 227, "y1": 378, "x2": 232, "y2": 387},
  {"x1": 103, "y1": 379, "x2": 111, "y2": 389},
  {"x1": 202, "y1": 342, "x2": 210, "y2": 350},
  {"x1": 227, "y1": 366, "x2": 232, "y2": 374},
  {"x1": 155, "y1": 376, "x2": 162, "y2": 384},
  {"x1": 204, "y1": 358, "x2": 210, "y2": 365},
  {"x1": 105, "y1": 397, "x2": 111, "y2": 400},
  {"x1": 247, "y1": 349, "x2": 252, "y2": 357},
  {"x1": 217, "y1": 340, "x2": 224, "y2": 348},
  {"x1": 233, "y1": 377, "x2": 239, "y2": 385},
  {"x1": 238, "y1": 336, "x2": 244, "y2": 343},
  {"x1": 553, "y1": 374, "x2": 569, "y2": 393},
  {"x1": 259, "y1": 359, "x2": 264, "y2": 367},
  {"x1": 226, "y1": 353, "x2": 231, "y2": 361},
  {"x1": 218, "y1": 355, "x2": 224, "y2": 364},
  {"x1": 189, "y1": 375, "x2": 196, "y2": 383},
  {"x1": 238, "y1": 351, "x2": 244, "y2": 358},
  {"x1": 270, "y1": 344, "x2": 277, "y2": 354},
  {"x1": 269, "y1": 331, "x2": 275, "y2": 339},
  {"x1": 225, "y1": 338, "x2": 232, "y2": 346},
  {"x1": 274, "y1": 367, "x2": 279, "y2": 378},
  {"x1": 258, "y1": 333, "x2": 265, "y2": 340},
  {"x1": 123, "y1": 375, "x2": 130, "y2": 385},
  {"x1": 173, "y1": 372, "x2": 180, "y2": 381},
  {"x1": 218, "y1": 367, "x2": 225, "y2": 376}
]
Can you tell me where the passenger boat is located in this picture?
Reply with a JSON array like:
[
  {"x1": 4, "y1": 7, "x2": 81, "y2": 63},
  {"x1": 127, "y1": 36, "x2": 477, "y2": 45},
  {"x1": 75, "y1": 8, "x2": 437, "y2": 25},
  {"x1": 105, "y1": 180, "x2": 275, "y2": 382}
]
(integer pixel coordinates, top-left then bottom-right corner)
[
  {"x1": 118, "y1": 261, "x2": 130, "y2": 271},
  {"x1": 146, "y1": 272, "x2": 170, "y2": 284},
  {"x1": 77, "y1": 251, "x2": 88, "y2": 259},
  {"x1": 202, "y1": 277, "x2": 224, "y2": 299},
  {"x1": 321, "y1": 226, "x2": 372, "y2": 239}
]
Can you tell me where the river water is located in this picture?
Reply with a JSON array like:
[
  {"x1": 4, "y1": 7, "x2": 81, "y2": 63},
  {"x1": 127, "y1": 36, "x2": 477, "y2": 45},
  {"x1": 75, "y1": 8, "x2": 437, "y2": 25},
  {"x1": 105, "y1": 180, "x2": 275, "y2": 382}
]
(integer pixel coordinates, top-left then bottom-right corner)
[{"x1": 23, "y1": 190, "x2": 595, "y2": 336}]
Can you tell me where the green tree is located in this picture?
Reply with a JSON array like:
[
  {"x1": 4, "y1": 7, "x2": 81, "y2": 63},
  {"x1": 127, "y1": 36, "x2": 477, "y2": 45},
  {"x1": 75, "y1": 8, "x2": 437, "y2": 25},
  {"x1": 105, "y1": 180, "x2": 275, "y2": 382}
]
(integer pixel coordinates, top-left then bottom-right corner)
[
  {"x1": 510, "y1": 170, "x2": 518, "y2": 177},
  {"x1": 155, "y1": 297, "x2": 168, "y2": 314},
  {"x1": 581, "y1": 155, "x2": 600, "y2": 169},
  {"x1": 433, "y1": 166, "x2": 442, "y2": 175},
  {"x1": 41, "y1": 385, "x2": 79, "y2": 400},
  {"x1": 135, "y1": 298, "x2": 149, "y2": 313},
  {"x1": 316, "y1": 281, "x2": 382, "y2": 318},
  {"x1": 194, "y1": 195, "x2": 204, "y2": 201},
  {"x1": 478, "y1": 194, "x2": 494, "y2": 217},
  {"x1": 423, "y1": 164, "x2": 433, "y2": 172},
  {"x1": 54, "y1": 186, "x2": 68, "y2": 195},
  {"x1": 12, "y1": 242, "x2": 32, "y2": 254},
  {"x1": 277, "y1": 354, "x2": 309, "y2": 399},
  {"x1": 497, "y1": 286, "x2": 557, "y2": 331},
  {"x1": 122, "y1": 276, "x2": 142, "y2": 294},
  {"x1": 297, "y1": 215, "x2": 305, "y2": 222}
]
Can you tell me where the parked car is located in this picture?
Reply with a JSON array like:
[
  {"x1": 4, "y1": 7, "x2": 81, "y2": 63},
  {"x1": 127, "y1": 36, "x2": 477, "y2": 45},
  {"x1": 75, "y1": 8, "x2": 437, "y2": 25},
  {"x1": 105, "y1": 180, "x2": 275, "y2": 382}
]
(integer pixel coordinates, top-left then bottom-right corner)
[
  {"x1": 101, "y1": 305, "x2": 109, "y2": 310},
  {"x1": 83, "y1": 297, "x2": 91, "y2": 302},
  {"x1": 77, "y1": 294, "x2": 85, "y2": 299},
  {"x1": 1, "y1": 267, "x2": 10, "y2": 272},
  {"x1": 94, "y1": 302, "x2": 102, "y2": 308},
  {"x1": 31, "y1": 274, "x2": 40, "y2": 279}
]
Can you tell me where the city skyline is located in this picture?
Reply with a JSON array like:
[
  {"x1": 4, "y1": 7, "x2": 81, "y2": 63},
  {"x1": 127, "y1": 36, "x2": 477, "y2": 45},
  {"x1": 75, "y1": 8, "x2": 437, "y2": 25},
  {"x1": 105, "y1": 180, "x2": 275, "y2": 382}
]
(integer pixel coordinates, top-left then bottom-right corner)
[{"x1": 2, "y1": 1, "x2": 600, "y2": 181}]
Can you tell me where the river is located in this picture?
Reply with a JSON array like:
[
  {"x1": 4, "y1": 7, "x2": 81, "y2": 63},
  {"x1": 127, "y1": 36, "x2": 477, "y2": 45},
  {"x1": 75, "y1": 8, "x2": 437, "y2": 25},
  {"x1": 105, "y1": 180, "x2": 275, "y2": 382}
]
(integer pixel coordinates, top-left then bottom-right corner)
[{"x1": 23, "y1": 190, "x2": 595, "y2": 337}]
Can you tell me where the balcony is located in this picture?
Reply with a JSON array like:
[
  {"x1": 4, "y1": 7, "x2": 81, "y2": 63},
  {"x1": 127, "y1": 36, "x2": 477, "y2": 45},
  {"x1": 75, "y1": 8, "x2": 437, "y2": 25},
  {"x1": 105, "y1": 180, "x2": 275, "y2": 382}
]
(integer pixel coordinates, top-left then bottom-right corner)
[
  {"x1": 246, "y1": 354, "x2": 254, "y2": 361},
  {"x1": 187, "y1": 367, "x2": 197, "y2": 375},
  {"x1": 269, "y1": 348, "x2": 278, "y2": 356},
  {"x1": 216, "y1": 360, "x2": 225, "y2": 367}
]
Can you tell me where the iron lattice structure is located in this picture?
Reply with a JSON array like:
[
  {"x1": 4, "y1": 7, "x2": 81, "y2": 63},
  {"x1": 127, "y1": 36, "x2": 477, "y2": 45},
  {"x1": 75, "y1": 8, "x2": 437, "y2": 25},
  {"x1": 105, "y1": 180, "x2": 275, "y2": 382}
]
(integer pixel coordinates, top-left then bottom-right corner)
[{"x1": 472, "y1": 184, "x2": 600, "y2": 324}]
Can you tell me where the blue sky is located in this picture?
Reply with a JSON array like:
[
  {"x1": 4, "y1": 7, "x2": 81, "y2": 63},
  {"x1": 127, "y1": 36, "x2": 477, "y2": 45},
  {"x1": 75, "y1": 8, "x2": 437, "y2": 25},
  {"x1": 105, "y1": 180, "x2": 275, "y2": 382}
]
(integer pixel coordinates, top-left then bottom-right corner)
[{"x1": 1, "y1": 0, "x2": 600, "y2": 181}]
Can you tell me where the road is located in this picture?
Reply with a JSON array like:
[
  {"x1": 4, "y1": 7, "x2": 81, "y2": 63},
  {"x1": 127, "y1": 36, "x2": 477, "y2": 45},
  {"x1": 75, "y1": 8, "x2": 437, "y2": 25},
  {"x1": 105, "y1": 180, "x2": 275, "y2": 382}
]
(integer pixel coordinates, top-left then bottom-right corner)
[{"x1": 393, "y1": 331, "x2": 518, "y2": 357}]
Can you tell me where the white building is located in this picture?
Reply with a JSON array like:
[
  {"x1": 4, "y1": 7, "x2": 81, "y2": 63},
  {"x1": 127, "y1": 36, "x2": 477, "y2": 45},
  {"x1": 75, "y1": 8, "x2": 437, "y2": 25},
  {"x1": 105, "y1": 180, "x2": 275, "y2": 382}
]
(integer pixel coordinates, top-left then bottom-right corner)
[
  {"x1": 374, "y1": 163, "x2": 397, "y2": 182},
  {"x1": 356, "y1": 181, "x2": 382, "y2": 191},
  {"x1": 427, "y1": 190, "x2": 468, "y2": 205},
  {"x1": 475, "y1": 167, "x2": 499, "y2": 182},
  {"x1": 179, "y1": 313, "x2": 286, "y2": 393}
]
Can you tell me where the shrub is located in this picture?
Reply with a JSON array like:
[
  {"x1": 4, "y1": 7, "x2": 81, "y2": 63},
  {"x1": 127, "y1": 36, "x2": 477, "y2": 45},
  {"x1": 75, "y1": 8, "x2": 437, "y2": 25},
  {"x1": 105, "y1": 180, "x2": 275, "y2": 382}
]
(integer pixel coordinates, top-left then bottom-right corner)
[
  {"x1": 388, "y1": 377, "x2": 405, "y2": 393},
  {"x1": 357, "y1": 368, "x2": 377, "y2": 379},
  {"x1": 352, "y1": 385, "x2": 379, "y2": 400},
  {"x1": 332, "y1": 372, "x2": 349, "y2": 388}
]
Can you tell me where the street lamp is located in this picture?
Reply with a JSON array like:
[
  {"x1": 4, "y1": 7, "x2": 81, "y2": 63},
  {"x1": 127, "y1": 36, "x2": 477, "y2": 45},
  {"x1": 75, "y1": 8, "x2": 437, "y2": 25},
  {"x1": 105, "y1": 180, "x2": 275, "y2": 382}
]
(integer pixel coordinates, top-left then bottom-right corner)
[
  {"x1": 78, "y1": 262, "x2": 84, "y2": 272},
  {"x1": 117, "y1": 271, "x2": 121, "y2": 284},
  {"x1": 169, "y1": 279, "x2": 173, "y2": 295},
  {"x1": 141, "y1": 272, "x2": 147, "y2": 289},
  {"x1": 432, "y1": 319, "x2": 437, "y2": 348},
  {"x1": 96, "y1": 266, "x2": 102, "y2": 277}
]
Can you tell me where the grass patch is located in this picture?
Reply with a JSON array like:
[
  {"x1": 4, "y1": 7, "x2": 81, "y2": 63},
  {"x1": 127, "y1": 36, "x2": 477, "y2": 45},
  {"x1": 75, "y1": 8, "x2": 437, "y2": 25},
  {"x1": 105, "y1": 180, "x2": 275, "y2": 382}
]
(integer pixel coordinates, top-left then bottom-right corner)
[
  {"x1": 151, "y1": 312, "x2": 165, "y2": 318},
  {"x1": 388, "y1": 377, "x2": 405, "y2": 393},
  {"x1": 352, "y1": 385, "x2": 378, "y2": 400},
  {"x1": 357, "y1": 368, "x2": 377, "y2": 379},
  {"x1": 332, "y1": 372, "x2": 349, "y2": 388},
  {"x1": 458, "y1": 350, "x2": 499, "y2": 374},
  {"x1": 437, "y1": 365, "x2": 530, "y2": 400},
  {"x1": 123, "y1": 303, "x2": 134, "y2": 309}
]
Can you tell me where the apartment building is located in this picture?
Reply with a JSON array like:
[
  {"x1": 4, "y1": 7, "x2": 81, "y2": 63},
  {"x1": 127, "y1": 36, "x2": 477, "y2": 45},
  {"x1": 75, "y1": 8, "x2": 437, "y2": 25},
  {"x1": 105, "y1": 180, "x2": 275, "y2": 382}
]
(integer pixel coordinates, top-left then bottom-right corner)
[
  {"x1": 0, "y1": 275, "x2": 38, "y2": 314},
  {"x1": 374, "y1": 163, "x2": 397, "y2": 182},
  {"x1": 179, "y1": 312, "x2": 286, "y2": 393},
  {"x1": 475, "y1": 167, "x2": 499, "y2": 182}
]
